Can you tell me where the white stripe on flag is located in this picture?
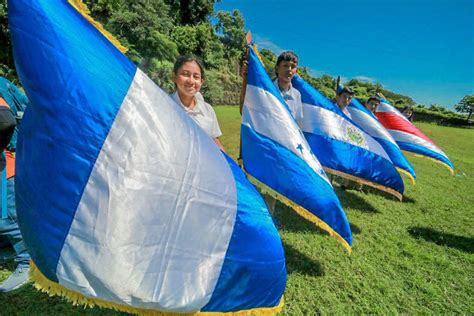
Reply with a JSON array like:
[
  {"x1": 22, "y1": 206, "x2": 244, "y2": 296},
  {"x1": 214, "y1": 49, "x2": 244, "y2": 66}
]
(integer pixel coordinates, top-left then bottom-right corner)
[
  {"x1": 56, "y1": 69, "x2": 237, "y2": 312},
  {"x1": 300, "y1": 103, "x2": 391, "y2": 161},
  {"x1": 377, "y1": 102, "x2": 411, "y2": 122},
  {"x1": 389, "y1": 129, "x2": 448, "y2": 158},
  {"x1": 347, "y1": 107, "x2": 398, "y2": 146},
  {"x1": 243, "y1": 84, "x2": 328, "y2": 182}
]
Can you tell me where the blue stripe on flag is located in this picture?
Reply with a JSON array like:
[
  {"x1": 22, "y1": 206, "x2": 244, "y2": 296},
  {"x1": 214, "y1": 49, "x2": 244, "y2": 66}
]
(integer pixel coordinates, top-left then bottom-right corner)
[
  {"x1": 374, "y1": 137, "x2": 416, "y2": 179},
  {"x1": 241, "y1": 125, "x2": 352, "y2": 247},
  {"x1": 397, "y1": 141, "x2": 454, "y2": 169},
  {"x1": 303, "y1": 132, "x2": 405, "y2": 194},
  {"x1": 10, "y1": 0, "x2": 136, "y2": 281},
  {"x1": 203, "y1": 153, "x2": 286, "y2": 312}
]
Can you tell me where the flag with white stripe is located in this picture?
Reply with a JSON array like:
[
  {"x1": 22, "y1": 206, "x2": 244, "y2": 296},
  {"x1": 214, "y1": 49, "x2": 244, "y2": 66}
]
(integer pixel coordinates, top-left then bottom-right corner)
[
  {"x1": 347, "y1": 98, "x2": 416, "y2": 183},
  {"x1": 292, "y1": 76, "x2": 404, "y2": 200},
  {"x1": 242, "y1": 47, "x2": 352, "y2": 251},
  {"x1": 375, "y1": 98, "x2": 454, "y2": 175},
  {"x1": 10, "y1": 1, "x2": 286, "y2": 313}
]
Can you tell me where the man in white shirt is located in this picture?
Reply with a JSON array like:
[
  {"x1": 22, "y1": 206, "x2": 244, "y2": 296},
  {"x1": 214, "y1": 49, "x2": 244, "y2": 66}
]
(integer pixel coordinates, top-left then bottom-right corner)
[
  {"x1": 273, "y1": 51, "x2": 304, "y2": 124},
  {"x1": 335, "y1": 86, "x2": 355, "y2": 119}
]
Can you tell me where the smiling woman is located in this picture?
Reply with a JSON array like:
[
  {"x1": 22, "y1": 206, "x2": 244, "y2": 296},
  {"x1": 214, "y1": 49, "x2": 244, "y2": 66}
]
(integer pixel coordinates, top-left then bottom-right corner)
[{"x1": 170, "y1": 56, "x2": 226, "y2": 151}]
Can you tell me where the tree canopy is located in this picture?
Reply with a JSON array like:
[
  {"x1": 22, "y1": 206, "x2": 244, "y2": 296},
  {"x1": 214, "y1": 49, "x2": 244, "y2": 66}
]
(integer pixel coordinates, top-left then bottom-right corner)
[{"x1": 0, "y1": 0, "x2": 464, "y2": 112}]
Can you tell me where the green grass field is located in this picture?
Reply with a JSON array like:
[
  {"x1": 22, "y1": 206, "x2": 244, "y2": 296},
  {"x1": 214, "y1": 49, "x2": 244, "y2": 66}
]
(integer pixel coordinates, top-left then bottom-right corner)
[{"x1": 1, "y1": 105, "x2": 473, "y2": 314}]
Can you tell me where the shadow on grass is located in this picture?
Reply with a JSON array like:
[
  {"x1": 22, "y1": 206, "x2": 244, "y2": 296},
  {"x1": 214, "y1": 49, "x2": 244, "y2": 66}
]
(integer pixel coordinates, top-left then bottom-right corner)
[
  {"x1": 336, "y1": 189, "x2": 379, "y2": 213},
  {"x1": 282, "y1": 241, "x2": 324, "y2": 277},
  {"x1": 276, "y1": 203, "x2": 361, "y2": 235},
  {"x1": 402, "y1": 195, "x2": 416, "y2": 204},
  {"x1": 408, "y1": 227, "x2": 474, "y2": 254}
]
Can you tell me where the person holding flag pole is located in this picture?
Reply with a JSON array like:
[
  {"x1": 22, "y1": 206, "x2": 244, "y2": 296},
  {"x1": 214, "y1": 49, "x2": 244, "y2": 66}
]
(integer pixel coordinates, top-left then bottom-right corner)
[{"x1": 239, "y1": 33, "x2": 352, "y2": 252}]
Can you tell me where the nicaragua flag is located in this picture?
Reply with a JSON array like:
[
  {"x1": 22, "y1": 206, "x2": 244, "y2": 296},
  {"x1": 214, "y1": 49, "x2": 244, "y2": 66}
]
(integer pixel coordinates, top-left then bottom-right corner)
[
  {"x1": 10, "y1": 1, "x2": 286, "y2": 314},
  {"x1": 347, "y1": 98, "x2": 416, "y2": 184},
  {"x1": 242, "y1": 47, "x2": 352, "y2": 251},
  {"x1": 375, "y1": 98, "x2": 454, "y2": 175},
  {"x1": 292, "y1": 76, "x2": 404, "y2": 200}
]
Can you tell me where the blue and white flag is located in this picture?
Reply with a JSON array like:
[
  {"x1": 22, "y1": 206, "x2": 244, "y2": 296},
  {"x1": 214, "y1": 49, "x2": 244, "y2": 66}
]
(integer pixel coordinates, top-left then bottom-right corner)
[
  {"x1": 347, "y1": 98, "x2": 416, "y2": 183},
  {"x1": 292, "y1": 76, "x2": 404, "y2": 200},
  {"x1": 242, "y1": 47, "x2": 352, "y2": 251},
  {"x1": 10, "y1": 1, "x2": 286, "y2": 314}
]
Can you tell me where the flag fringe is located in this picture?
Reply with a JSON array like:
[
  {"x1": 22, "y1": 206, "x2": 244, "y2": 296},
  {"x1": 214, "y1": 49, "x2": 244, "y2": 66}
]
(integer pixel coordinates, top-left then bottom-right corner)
[
  {"x1": 244, "y1": 172, "x2": 352, "y2": 254},
  {"x1": 30, "y1": 261, "x2": 283, "y2": 315},
  {"x1": 323, "y1": 167, "x2": 403, "y2": 201},
  {"x1": 405, "y1": 152, "x2": 454, "y2": 176},
  {"x1": 396, "y1": 167, "x2": 416, "y2": 185},
  {"x1": 67, "y1": 0, "x2": 128, "y2": 53}
]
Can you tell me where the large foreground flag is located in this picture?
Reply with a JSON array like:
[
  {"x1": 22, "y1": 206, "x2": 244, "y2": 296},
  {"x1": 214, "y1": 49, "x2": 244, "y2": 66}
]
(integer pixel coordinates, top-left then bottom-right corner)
[
  {"x1": 292, "y1": 76, "x2": 404, "y2": 200},
  {"x1": 242, "y1": 47, "x2": 352, "y2": 251},
  {"x1": 375, "y1": 98, "x2": 454, "y2": 175},
  {"x1": 10, "y1": 1, "x2": 286, "y2": 314},
  {"x1": 347, "y1": 98, "x2": 416, "y2": 183}
]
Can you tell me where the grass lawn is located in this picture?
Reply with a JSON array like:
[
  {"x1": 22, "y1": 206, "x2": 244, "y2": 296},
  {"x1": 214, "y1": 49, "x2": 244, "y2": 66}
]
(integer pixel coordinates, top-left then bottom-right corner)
[{"x1": 1, "y1": 105, "x2": 473, "y2": 314}]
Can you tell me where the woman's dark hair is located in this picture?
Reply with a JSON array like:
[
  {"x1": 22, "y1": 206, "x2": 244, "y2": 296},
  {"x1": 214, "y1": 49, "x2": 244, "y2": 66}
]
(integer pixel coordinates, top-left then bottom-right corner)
[{"x1": 173, "y1": 55, "x2": 205, "y2": 79}]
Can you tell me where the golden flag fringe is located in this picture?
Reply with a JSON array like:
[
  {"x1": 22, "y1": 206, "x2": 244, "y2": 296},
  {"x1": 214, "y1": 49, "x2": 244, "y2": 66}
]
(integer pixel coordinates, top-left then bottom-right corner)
[
  {"x1": 410, "y1": 153, "x2": 455, "y2": 176},
  {"x1": 67, "y1": 0, "x2": 128, "y2": 53},
  {"x1": 244, "y1": 172, "x2": 352, "y2": 254},
  {"x1": 323, "y1": 167, "x2": 403, "y2": 201},
  {"x1": 396, "y1": 167, "x2": 416, "y2": 185},
  {"x1": 30, "y1": 261, "x2": 283, "y2": 315}
]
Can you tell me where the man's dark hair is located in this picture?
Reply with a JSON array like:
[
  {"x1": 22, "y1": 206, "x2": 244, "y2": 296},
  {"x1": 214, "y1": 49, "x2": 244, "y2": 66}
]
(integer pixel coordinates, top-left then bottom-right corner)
[
  {"x1": 275, "y1": 51, "x2": 298, "y2": 76},
  {"x1": 172, "y1": 55, "x2": 205, "y2": 79},
  {"x1": 366, "y1": 96, "x2": 381, "y2": 104}
]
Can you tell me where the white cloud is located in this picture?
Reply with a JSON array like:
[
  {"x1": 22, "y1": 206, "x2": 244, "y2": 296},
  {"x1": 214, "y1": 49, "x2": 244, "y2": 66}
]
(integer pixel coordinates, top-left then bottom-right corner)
[
  {"x1": 353, "y1": 75, "x2": 377, "y2": 83},
  {"x1": 252, "y1": 33, "x2": 286, "y2": 55}
]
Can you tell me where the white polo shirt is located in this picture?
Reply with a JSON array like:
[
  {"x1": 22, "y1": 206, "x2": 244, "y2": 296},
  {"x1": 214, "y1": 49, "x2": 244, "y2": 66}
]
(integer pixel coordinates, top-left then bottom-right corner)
[
  {"x1": 171, "y1": 92, "x2": 222, "y2": 139},
  {"x1": 273, "y1": 79, "x2": 304, "y2": 122}
]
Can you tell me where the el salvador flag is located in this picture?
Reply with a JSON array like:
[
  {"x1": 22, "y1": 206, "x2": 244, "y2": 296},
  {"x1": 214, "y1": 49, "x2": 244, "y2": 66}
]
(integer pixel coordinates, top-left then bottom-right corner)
[
  {"x1": 375, "y1": 98, "x2": 454, "y2": 175},
  {"x1": 292, "y1": 76, "x2": 404, "y2": 200},
  {"x1": 347, "y1": 98, "x2": 417, "y2": 183},
  {"x1": 242, "y1": 47, "x2": 352, "y2": 251},
  {"x1": 9, "y1": 1, "x2": 286, "y2": 314}
]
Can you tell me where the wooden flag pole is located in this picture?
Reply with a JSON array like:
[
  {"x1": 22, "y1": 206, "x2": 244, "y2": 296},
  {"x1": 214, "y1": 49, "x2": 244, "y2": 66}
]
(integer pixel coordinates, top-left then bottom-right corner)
[{"x1": 238, "y1": 31, "x2": 252, "y2": 167}]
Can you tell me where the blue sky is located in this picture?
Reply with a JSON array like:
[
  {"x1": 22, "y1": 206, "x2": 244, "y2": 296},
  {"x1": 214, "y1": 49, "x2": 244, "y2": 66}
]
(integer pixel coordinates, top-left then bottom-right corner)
[{"x1": 215, "y1": 0, "x2": 474, "y2": 108}]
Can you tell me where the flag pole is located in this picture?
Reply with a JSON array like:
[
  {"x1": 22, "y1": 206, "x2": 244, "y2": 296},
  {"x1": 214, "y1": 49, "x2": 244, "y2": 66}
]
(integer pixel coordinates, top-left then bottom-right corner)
[{"x1": 238, "y1": 31, "x2": 252, "y2": 167}]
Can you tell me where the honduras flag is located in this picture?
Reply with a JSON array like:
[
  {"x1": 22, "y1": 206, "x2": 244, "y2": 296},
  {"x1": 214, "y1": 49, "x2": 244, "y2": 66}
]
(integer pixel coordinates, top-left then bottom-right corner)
[
  {"x1": 292, "y1": 76, "x2": 404, "y2": 200},
  {"x1": 9, "y1": 1, "x2": 286, "y2": 314},
  {"x1": 347, "y1": 98, "x2": 417, "y2": 184},
  {"x1": 242, "y1": 47, "x2": 352, "y2": 251},
  {"x1": 375, "y1": 98, "x2": 454, "y2": 175}
]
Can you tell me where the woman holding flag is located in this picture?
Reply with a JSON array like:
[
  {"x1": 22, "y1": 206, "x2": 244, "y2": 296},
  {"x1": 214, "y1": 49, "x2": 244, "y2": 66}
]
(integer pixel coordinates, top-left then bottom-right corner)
[{"x1": 170, "y1": 56, "x2": 226, "y2": 151}]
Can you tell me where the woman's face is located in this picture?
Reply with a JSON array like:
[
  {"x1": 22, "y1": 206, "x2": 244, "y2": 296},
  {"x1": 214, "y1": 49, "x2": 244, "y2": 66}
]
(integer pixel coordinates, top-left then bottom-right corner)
[{"x1": 172, "y1": 61, "x2": 204, "y2": 98}]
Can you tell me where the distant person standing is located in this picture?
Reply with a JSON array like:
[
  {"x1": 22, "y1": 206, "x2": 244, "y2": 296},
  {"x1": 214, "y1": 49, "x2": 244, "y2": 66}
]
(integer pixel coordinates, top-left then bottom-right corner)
[
  {"x1": 0, "y1": 77, "x2": 30, "y2": 292},
  {"x1": 402, "y1": 106, "x2": 415, "y2": 122}
]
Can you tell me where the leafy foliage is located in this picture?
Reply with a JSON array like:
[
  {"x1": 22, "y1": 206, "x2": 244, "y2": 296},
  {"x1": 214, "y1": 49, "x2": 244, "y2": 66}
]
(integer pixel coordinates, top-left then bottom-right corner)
[{"x1": 454, "y1": 95, "x2": 474, "y2": 121}]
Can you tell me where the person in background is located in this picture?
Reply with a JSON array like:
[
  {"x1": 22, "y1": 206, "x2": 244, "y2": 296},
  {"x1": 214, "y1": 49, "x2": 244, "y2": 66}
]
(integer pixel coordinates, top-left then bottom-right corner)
[
  {"x1": 170, "y1": 56, "x2": 225, "y2": 152},
  {"x1": 335, "y1": 86, "x2": 355, "y2": 119},
  {"x1": 365, "y1": 95, "x2": 381, "y2": 114},
  {"x1": 0, "y1": 77, "x2": 30, "y2": 292},
  {"x1": 402, "y1": 106, "x2": 415, "y2": 122}
]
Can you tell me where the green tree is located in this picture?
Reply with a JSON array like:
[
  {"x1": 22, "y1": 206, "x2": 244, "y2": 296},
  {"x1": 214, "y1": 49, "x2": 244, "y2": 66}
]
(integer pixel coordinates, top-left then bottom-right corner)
[
  {"x1": 165, "y1": 0, "x2": 219, "y2": 25},
  {"x1": 454, "y1": 95, "x2": 474, "y2": 121},
  {"x1": 215, "y1": 10, "x2": 246, "y2": 61},
  {"x1": 0, "y1": 0, "x2": 17, "y2": 83}
]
